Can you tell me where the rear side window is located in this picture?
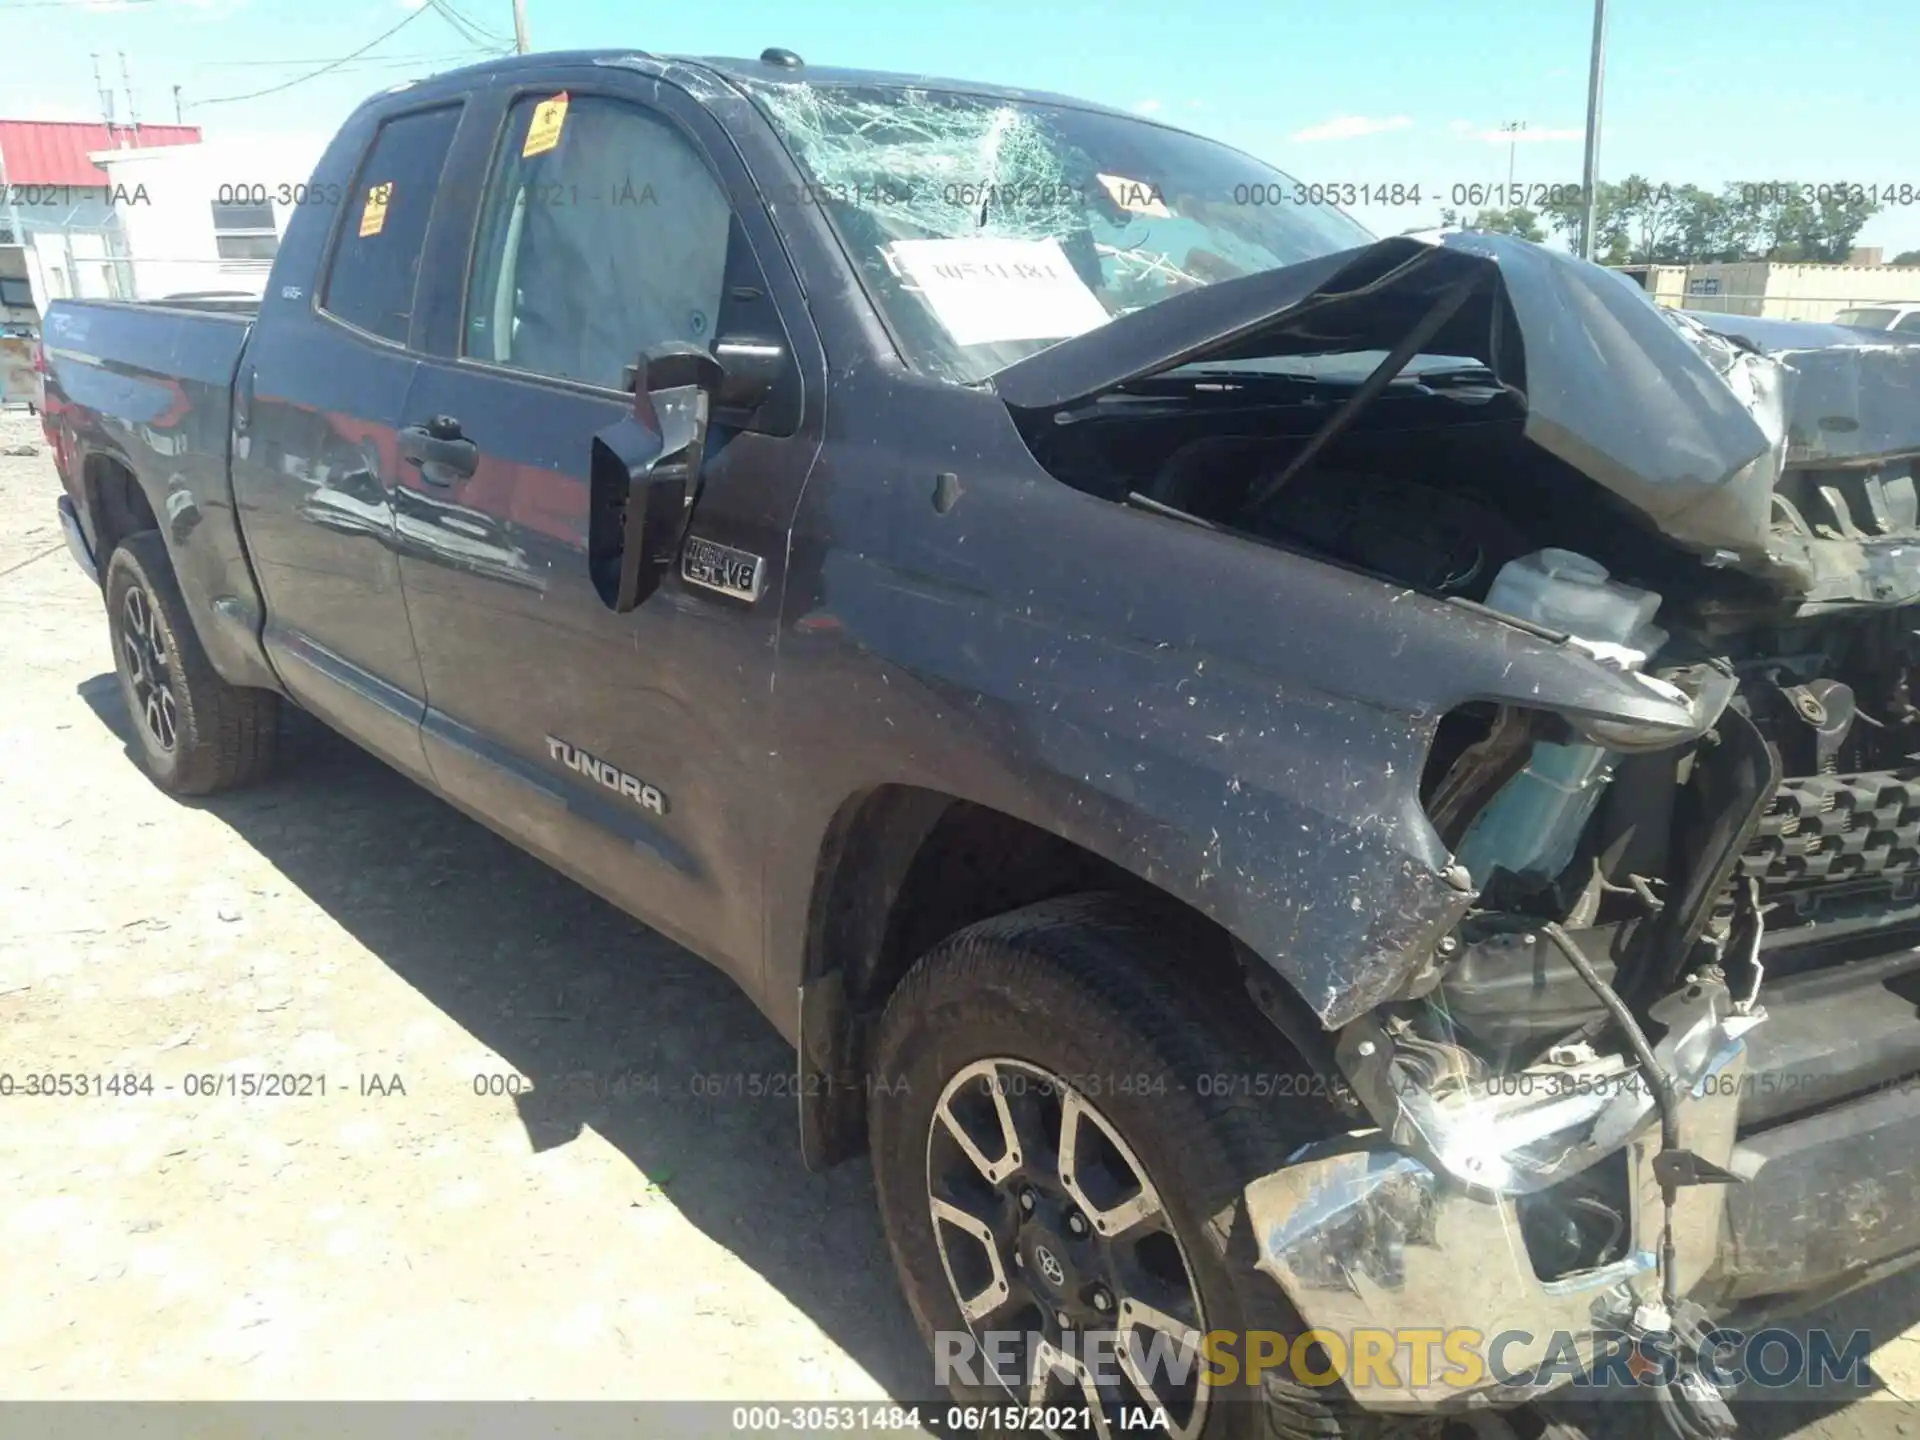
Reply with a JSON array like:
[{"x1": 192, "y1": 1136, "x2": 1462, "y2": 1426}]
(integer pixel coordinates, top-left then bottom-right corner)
[
  {"x1": 1897, "y1": 312, "x2": 1920, "y2": 334},
  {"x1": 322, "y1": 105, "x2": 462, "y2": 344}
]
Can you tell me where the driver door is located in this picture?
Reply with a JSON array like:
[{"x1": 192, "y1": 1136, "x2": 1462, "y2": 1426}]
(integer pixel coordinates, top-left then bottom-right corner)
[{"x1": 392, "y1": 71, "x2": 820, "y2": 992}]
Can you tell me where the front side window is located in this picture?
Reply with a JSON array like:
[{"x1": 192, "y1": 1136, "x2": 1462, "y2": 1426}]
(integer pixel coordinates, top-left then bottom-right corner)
[
  {"x1": 464, "y1": 92, "x2": 731, "y2": 391},
  {"x1": 1834, "y1": 307, "x2": 1896, "y2": 328},
  {"x1": 322, "y1": 105, "x2": 463, "y2": 344},
  {"x1": 1895, "y1": 311, "x2": 1920, "y2": 334},
  {"x1": 745, "y1": 81, "x2": 1374, "y2": 384}
]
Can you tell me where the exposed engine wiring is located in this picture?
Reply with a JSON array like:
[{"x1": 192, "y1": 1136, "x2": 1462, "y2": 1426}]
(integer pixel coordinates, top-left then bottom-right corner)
[{"x1": 1540, "y1": 920, "x2": 1685, "y2": 1315}]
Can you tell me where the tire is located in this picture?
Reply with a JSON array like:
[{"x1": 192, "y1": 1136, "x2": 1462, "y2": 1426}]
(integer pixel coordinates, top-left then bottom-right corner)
[
  {"x1": 869, "y1": 893, "x2": 1416, "y2": 1440},
  {"x1": 104, "y1": 531, "x2": 279, "y2": 796}
]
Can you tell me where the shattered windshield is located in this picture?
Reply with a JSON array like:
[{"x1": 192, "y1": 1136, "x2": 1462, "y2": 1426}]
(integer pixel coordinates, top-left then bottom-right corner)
[{"x1": 744, "y1": 80, "x2": 1375, "y2": 384}]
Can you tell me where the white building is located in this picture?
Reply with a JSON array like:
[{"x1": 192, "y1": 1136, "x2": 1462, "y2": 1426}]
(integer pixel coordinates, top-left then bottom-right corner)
[
  {"x1": 95, "y1": 134, "x2": 330, "y2": 301},
  {"x1": 1609, "y1": 263, "x2": 1689, "y2": 309},
  {"x1": 1674, "y1": 260, "x2": 1920, "y2": 322},
  {"x1": 0, "y1": 118, "x2": 203, "y2": 319}
]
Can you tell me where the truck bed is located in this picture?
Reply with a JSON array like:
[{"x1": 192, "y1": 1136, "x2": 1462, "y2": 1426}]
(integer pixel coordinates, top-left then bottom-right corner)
[
  {"x1": 43, "y1": 299, "x2": 252, "y2": 433},
  {"x1": 42, "y1": 296, "x2": 270, "y2": 692}
]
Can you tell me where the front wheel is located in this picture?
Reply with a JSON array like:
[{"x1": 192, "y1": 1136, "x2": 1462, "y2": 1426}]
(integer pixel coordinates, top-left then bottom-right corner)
[{"x1": 869, "y1": 894, "x2": 1386, "y2": 1440}]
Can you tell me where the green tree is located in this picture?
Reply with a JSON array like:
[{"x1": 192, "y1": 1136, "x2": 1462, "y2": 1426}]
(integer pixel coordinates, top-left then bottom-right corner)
[
  {"x1": 1645, "y1": 185, "x2": 1731, "y2": 263},
  {"x1": 1439, "y1": 205, "x2": 1546, "y2": 242},
  {"x1": 1544, "y1": 178, "x2": 1883, "y2": 265},
  {"x1": 1475, "y1": 206, "x2": 1546, "y2": 242},
  {"x1": 1729, "y1": 184, "x2": 1881, "y2": 262},
  {"x1": 1893, "y1": 249, "x2": 1920, "y2": 266},
  {"x1": 1542, "y1": 180, "x2": 1633, "y2": 263}
]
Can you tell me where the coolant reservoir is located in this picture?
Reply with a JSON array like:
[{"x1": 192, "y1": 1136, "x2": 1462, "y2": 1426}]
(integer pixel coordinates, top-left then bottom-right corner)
[
  {"x1": 1483, "y1": 548, "x2": 1667, "y2": 658},
  {"x1": 1455, "y1": 550, "x2": 1667, "y2": 890}
]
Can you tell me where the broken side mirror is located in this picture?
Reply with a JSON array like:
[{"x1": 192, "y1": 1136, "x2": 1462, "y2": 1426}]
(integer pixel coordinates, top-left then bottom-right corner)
[
  {"x1": 589, "y1": 342, "x2": 726, "y2": 613},
  {"x1": 711, "y1": 335, "x2": 786, "y2": 425}
]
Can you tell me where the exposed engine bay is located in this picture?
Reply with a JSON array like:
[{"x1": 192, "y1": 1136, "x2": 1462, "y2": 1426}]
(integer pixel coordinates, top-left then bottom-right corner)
[
  {"x1": 1005, "y1": 246, "x2": 1920, "y2": 1390},
  {"x1": 1020, "y1": 354, "x2": 1920, "y2": 1026},
  {"x1": 1020, "y1": 357, "x2": 1920, "y2": 959}
]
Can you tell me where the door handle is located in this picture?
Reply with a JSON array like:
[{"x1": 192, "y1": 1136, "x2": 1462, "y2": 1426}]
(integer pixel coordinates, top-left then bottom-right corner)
[{"x1": 398, "y1": 416, "x2": 478, "y2": 485}]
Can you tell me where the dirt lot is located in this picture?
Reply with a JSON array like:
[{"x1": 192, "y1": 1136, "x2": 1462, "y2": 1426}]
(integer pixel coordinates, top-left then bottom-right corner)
[
  {"x1": 0, "y1": 411, "x2": 924, "y2": 1421},
  {"x1": 1, "y1": 405, "x2": 1917, "y2": 1438}
]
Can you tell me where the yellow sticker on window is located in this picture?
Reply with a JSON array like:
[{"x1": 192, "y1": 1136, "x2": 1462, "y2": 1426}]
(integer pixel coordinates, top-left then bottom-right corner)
[
  {"x1": 522, "y1": 92, "x2": 569, "y2": 157},
  {"x1": 358, "y1": 181, "x2": 392, "y2": 237},
  {"x1": 1097, "y1": 172, "x2": 1173, "y2": 218}
]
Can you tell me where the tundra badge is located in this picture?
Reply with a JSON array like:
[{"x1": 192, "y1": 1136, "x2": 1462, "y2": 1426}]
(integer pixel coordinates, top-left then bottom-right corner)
[
  {"x1": 545, "y1": 736, "x2": 668, "y2": 815},
  {"x1": 681, "y1": 536, "x2": 765, "y2": 602}
]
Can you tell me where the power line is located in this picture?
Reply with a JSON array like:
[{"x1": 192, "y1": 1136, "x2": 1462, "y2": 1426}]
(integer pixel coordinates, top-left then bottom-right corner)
[
  {"x1": 0, "y1": 0, "x2": 161, "y2": 8},
  {"x1": 198, "y1": 50, "x2": 498, "y2": 79},
  {"x1": 191, "y1": 5, "x2": 430, "y2": 107},
  {"x1": 429, "y1": 0, "x2": 513, "y2": 48},
  {"x1": 330, "y1": 49, "x2": 502, "y2": 71},
  {"x1": 428, "y1": 0, "x2": 484, "y2": 45},
  {"x1": 191, "y1": 52, "x2": 497, "y2": 83},
  {"x1": 195, "y1": 49, "x2": 496, "y2": 68}
]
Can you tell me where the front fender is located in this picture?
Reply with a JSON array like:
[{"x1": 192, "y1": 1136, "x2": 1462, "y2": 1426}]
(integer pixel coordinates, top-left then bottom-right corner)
[
  {"x1": 766, "y1": 370, "x2": 1706, "y2": 1033},
  {"x1": 773, "y1": 480, "x2": 1699, "y2": 1030}
]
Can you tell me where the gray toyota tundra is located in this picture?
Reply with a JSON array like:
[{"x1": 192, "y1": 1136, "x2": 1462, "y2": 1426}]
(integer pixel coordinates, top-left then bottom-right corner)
[{"x1": 36, "y1": 44, "x2": 1920, "y2": 1440}]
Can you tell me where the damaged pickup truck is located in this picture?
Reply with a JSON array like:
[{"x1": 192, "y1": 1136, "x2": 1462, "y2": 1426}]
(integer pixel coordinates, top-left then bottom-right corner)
[{"x1": 39, "y1": 47, "x2": 1920, "y2": 1440}]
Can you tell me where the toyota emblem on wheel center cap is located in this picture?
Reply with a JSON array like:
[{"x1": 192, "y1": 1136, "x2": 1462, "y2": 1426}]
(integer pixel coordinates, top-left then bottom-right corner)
[{"x1": 1034, "y1": 1244, "x2": 1065, "y2": 1288}]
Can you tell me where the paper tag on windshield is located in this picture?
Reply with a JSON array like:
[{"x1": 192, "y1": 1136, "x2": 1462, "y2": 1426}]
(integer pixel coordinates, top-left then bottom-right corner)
[
  {"x1": 357, "y1": 182, "x2": 391, "y2": 238},
  {"x1": 1097, "y1": 173, "x2": 1173, "y2": 217},
  {"x1": 523, "y1": 92, "x2": 569, "y2": 157},
  {"x1": 886, "y1": 237, "x2": 1109, "y2": 347}
]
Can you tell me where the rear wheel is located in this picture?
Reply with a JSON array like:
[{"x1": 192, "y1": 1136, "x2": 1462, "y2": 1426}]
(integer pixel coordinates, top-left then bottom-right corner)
[
  {"x1": 869, "y1": 893, "x2": 1411, "y2": 1439},
  {"x1": 104, "y1": 531, "x2": 279, "y2": 795}
]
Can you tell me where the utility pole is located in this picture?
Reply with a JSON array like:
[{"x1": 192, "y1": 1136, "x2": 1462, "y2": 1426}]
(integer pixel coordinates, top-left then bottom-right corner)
[
  {"x1": 173, "y1": 85, "x2": 183, "y2": 125},
  {"x1": 512, "y1": 0, "x2": 530, "y2": 53},
  {"x1": 91, "y1": 53, "x2": 118, "y2": 140},
  {"x1": 1500, "y1": 121, "x2": 1527, "y2": 189},
  {"x1": 1578, "y1": 0, "x2": 1609, "y2": 260},
  {"x1": 0, "y1": 141, "x2": 20, "y2": 272},
  {"x1": 119, "y1": 51, "x2": 141, "y2": 146}
]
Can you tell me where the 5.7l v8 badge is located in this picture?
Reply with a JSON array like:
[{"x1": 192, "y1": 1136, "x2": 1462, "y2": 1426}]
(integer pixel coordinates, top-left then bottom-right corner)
[{"x1": 681, "y1": 536, "x2": 765, "y2": 602}]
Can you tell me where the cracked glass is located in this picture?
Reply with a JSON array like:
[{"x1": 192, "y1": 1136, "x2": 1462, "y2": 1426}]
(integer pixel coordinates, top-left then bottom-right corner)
[{"x1": 745, "y1": 80, "x2": 1373, "y2": 383}]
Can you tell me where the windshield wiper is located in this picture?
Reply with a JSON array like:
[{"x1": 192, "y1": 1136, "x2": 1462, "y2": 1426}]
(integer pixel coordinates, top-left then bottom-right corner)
[
  {"x1": 1114, "y1": 369, "x2": 1324, "y2": 395},
  {"x1": 1403, "y1": 365, "x2": 1499, "y2": 387},
  {"x1": 1242, "y1": 270, "x2": 1486, "y2": 517}
]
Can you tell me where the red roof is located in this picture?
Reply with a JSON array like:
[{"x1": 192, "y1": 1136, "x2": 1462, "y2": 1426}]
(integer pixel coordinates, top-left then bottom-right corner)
[{"x1": 0, "y1": 120, "x2": 201, "y2": 187}]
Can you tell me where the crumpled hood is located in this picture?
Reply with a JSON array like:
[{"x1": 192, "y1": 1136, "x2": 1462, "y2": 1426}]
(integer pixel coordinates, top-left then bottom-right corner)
[
  {"x1": 1674, "y1": 308, "x2": 1920, "y2": 468},
  {"x1": 991, "y1": 233, "x2": 1920, "y2": 585}
]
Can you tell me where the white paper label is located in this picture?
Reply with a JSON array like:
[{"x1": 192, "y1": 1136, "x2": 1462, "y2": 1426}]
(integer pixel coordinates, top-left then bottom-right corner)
[{"x1": 886, "y1": 237, "x2": 1110, "y2": 347}]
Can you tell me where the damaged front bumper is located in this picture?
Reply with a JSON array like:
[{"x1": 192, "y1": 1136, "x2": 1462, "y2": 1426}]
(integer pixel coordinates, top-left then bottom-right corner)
[
  {"x1": 1245, "y1": 980, "x2": 1752, "y2": 1409},
  {"x1": 1243, "y1": 973, "x2": 1920, "y2": 1411}
]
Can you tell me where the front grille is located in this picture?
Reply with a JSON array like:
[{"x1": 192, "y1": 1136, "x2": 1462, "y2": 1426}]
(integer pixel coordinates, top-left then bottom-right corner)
[{"x1": 1739, "y1": 769, "x2": 1920, "y2": 888}]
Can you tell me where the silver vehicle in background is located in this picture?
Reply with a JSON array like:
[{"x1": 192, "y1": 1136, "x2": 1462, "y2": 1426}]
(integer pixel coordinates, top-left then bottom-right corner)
[{"x1": 1834, "y1": 302, "x2": 1920, "y2": 333}]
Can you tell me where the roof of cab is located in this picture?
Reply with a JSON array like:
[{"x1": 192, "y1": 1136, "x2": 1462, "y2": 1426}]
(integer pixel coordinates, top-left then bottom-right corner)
[{"x1": 405, "y1": 48, "x2": 1144, "y2": 123}]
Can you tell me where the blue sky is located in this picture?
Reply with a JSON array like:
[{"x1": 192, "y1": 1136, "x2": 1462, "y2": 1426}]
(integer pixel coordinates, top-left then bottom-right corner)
[{"x1": 15, "y1": 0, "x2": 1920, "y2": 254}]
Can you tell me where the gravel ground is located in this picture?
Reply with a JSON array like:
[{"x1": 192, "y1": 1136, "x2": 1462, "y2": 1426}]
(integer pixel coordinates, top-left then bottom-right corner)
[
  {"x1": 0, "y1": 408, "x2": 925, "y2": 1423},
  {"x1": 1, "y1": 404, "x2": 1917, "y2": 1438}
]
